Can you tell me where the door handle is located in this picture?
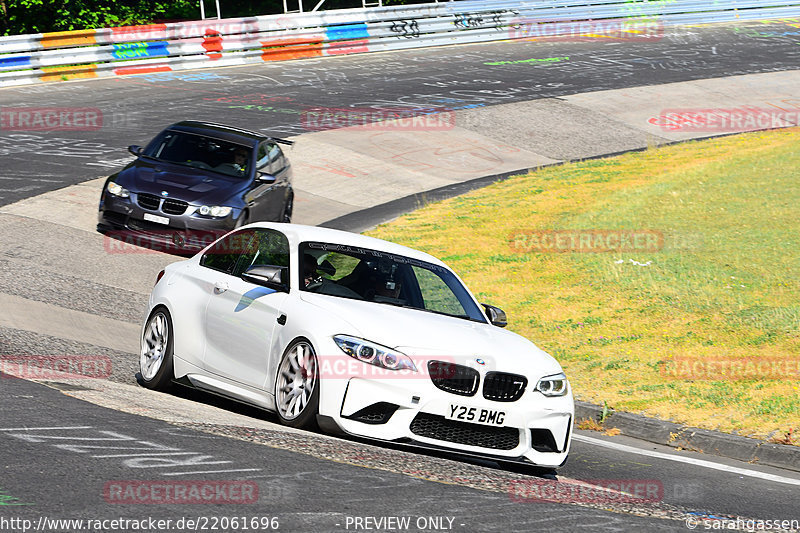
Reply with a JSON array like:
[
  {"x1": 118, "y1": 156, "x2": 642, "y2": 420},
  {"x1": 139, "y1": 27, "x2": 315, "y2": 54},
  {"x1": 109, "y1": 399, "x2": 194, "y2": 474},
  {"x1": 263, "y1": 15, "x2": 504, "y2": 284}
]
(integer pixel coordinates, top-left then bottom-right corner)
[{"x1": 213, "y1": 281, "x2": 228, "y2": 294}]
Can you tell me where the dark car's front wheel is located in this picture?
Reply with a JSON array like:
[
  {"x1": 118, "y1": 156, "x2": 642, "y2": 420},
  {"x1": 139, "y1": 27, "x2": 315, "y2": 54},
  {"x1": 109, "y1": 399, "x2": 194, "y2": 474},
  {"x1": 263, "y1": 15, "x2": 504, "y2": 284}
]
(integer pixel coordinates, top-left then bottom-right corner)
[
  {"x1": 275, "y1": 339, "x2": 319, "y2": 429},
  {"x1": 139, "y1": 308, "x2": 174, "y2": 391},
  {"x1": 281, "y1": 191, "x2": 293, "y2": 223}
]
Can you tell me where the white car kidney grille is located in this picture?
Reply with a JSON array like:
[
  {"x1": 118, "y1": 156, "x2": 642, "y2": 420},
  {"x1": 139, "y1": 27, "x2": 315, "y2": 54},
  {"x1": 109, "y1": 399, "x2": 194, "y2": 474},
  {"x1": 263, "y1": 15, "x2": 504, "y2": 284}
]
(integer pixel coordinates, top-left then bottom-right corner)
[
  {"x1": 427, "y1": 360, "x2": 480, "y2": 397},
  {"x1": 483, "y1": 372, "x2": 528, "y2": 402}
]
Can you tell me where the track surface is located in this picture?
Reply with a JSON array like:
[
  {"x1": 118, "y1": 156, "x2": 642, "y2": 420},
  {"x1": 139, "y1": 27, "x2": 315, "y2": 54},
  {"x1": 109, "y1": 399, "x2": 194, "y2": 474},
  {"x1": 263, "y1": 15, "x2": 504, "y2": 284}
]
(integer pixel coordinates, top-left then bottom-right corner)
[
  {"x1": 1, "y1": 22, "x2": 799, "y2": 206},
  {"x1": 1, "y1": 21, "x2": 800, "y2": 532}
]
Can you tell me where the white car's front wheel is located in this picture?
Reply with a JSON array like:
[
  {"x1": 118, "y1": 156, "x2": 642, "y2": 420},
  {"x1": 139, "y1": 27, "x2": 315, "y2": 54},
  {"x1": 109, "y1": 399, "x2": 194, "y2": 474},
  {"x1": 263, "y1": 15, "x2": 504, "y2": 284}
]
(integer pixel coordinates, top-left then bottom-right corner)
[
  {"x1": 139, "y1": 308, "x2": 174, "y2": 391},
  {"x1": 275, "y1": 339, "x2": 319, "y2": 429}
]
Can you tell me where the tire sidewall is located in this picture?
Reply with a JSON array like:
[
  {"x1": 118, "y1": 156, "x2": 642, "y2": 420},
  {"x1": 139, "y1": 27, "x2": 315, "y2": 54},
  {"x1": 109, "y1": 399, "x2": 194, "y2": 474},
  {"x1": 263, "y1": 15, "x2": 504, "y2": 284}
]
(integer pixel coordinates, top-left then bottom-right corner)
[
  {"x1": 139, "y1": 307, "x2": 174, "y2": 391},
  {"x1": 275, "y1": 339, "x2": 319, "y2": 429},
  {"x1": 281, "y1": 191, "x2": 293, "y2": 223}
]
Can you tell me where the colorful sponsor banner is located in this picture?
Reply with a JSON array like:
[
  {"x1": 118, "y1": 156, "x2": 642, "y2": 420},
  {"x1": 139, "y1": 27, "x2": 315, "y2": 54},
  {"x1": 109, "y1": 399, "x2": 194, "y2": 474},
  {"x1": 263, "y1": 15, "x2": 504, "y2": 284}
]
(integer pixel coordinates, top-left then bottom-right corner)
[{"x1": 112, "y1": 41, "x2": 170, "y2": 60}]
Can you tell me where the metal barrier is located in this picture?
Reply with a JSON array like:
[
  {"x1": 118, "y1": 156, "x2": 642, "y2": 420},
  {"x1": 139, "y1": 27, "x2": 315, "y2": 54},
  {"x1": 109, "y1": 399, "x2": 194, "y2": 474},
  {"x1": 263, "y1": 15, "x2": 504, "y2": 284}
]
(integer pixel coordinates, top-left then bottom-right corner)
[{"x1": 1, "y1": 0, "x2": 798, "y2": 87}]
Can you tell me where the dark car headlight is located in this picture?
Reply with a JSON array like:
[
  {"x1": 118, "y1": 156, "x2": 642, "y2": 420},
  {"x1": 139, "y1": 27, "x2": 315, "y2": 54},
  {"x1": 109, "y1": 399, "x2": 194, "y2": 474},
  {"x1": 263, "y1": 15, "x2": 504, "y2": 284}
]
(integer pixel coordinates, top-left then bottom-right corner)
[
  {"x1": 107, "y1": 181, "x2": 130, "y2": 198},
  {"x1": 197, "y1": 205, "x2": 232, "y2": 218},
  {"x1": 535, "y1": 372, "x2": 569, "y2": 397}
]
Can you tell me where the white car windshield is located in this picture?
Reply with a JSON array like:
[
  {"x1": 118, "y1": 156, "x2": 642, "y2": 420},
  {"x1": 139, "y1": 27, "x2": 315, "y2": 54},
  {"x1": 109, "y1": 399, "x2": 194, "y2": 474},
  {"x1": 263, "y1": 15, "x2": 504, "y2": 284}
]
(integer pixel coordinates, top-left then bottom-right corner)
[{"x1": 299, "y1": 242, "x2": 486, "y2": 323}]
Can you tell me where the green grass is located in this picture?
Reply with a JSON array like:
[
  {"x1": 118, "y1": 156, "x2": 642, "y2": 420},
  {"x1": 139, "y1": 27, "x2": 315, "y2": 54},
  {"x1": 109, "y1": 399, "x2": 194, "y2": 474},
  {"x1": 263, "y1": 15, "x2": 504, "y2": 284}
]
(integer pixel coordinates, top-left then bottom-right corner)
[{"x1": 367, "y1": 127, "x2": 800, "y2": 442}]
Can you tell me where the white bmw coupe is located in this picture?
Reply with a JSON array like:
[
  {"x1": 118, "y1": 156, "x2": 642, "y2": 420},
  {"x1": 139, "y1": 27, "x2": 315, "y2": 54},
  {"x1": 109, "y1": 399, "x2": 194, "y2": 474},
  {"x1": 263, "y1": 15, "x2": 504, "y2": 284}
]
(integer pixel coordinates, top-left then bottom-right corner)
[{"x1": 140, "y1": 223, "x2": 574, "y2": 468}]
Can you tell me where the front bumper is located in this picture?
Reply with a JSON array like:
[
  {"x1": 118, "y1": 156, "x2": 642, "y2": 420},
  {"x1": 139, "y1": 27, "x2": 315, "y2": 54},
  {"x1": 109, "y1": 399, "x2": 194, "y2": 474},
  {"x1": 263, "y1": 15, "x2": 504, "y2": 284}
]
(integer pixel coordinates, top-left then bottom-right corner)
[
  {"x1": 98, "y1": 192, "x2": 240, "y2": 254},
  {"x1": 322, "y1": 374, "x2": 573, "y2": 468}
]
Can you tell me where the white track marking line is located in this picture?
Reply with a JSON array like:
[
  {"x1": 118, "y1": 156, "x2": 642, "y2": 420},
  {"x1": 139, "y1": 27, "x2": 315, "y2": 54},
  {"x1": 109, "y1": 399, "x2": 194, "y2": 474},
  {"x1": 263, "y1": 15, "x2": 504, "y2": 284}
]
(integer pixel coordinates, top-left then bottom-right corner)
[
  {"x1": 573, "y1": 434, "x2": 800, "y2": 486},
  {"x1": 0, "y1": 426, "x2": 93, "y2": 431},
  {"x1": 162, "y1": 469, "x2": 262, "y2": 476}
]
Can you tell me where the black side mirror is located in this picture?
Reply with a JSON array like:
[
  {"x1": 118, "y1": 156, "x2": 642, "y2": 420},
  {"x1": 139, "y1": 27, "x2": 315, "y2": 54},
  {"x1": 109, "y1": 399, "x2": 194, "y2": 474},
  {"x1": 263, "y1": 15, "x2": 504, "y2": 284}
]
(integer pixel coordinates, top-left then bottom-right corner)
[
  {"x1": 482, "y1": 303, "x2": 507, "y2": 328},
  {"x1": 128, "y1": 145, "x2": 143, "y2": 156},
  {"x1": 257, "y1": 172, "x2": 277, "y2": 184},
  {"x1": 242, "y1": 265, "x2": 288, "y2": 292}
]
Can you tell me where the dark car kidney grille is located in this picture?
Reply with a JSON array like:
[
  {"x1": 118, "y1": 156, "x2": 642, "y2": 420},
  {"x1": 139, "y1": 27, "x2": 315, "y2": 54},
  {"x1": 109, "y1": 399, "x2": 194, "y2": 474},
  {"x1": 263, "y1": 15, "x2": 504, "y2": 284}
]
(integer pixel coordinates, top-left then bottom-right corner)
[
  {"x1": 137, "y1": 193, "x2": 161, "y2": 211},
  {"x1": 483, "y1": 372, "x2": 528, "y2": 402},
  {"x1": 162, "y1": 198, "x2": 188, "y2": 215},
  {"x1": 410, "y1": 413, "x2": 519, "y2": 450},
  {"x1": 427, "y1": 361, "x2": 479, "y2": 397}
]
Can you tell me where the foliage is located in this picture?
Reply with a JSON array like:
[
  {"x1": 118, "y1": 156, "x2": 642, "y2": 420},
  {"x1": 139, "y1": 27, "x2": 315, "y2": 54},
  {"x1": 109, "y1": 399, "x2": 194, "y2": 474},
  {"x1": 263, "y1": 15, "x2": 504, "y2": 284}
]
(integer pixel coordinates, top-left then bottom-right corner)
[
  {"x1": 0, "y1": 0, "x2": 436, "y2": 36},
  {"x1": 1, "y1": 0, "x2": 197, "y2": 35}
]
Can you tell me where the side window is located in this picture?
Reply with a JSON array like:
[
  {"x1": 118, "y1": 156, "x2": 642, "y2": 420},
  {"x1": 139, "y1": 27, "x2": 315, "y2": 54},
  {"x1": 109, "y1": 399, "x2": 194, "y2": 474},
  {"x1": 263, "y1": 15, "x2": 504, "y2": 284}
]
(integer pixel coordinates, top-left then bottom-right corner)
[
  {"x1": 200, "y1": 230, "x2": 256, "y2": 275},
  {"x1": 143, "y1": 131, "x2": 168, "y2": 157},
  {"x1": 256, "y1": 143, "x2": 269, "y2": 171},
  {"x1": 256, "y1": 142, "x2": 284, "y2": 175},
  {"x1": 412, "y1": 266, "x2": 467, "y2": 316},
  {"x1": 236, "y1": 229, "x2": 290, "y2": 277}
]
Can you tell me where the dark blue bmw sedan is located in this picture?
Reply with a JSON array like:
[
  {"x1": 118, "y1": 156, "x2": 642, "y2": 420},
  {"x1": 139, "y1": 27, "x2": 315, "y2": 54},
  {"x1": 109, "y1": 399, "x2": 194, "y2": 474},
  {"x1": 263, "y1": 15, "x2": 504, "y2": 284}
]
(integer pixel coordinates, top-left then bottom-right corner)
[{"x1": 97, "y1": 121, "x2": 294, "y2": 253}]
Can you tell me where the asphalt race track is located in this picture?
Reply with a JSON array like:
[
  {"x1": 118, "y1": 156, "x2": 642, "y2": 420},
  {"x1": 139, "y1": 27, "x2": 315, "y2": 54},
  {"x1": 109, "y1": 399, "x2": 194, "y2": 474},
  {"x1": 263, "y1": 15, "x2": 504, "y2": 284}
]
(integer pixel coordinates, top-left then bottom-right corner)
[
  {"x1": 1, "y1": 20, "x2": 800, "y2": 533},
  {"x1": 1, "y1": 22, "x2": 800, "y2": 206}
]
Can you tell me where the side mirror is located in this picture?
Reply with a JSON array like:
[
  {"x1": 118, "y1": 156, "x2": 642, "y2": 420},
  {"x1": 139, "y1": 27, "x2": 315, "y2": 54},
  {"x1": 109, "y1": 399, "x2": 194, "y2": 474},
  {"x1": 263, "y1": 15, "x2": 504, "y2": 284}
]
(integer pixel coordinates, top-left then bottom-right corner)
[
  {"x1": 242, "y1": 265, "x2": 288, "y2": 292},
  {"x1": 482, "y1": 303, "x2": 507, "y2": 328},
  {"x1": 257, "y1": 172, "x2": 277, "y2": 184},
  {"x1": 128, "y1": 145, "x2": 143, "y2": 156}
]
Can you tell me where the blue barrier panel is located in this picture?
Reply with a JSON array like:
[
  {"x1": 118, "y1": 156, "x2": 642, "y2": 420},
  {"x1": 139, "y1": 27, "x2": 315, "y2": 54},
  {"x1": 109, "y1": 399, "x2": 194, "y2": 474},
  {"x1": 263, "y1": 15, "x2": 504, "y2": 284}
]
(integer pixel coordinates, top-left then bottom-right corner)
[
  {"x1": 326, "y1": 23, "x2": 370, "y2": 41},
  {"x1": 0, "y1": 55, "x2": 32, "y2": 69}
]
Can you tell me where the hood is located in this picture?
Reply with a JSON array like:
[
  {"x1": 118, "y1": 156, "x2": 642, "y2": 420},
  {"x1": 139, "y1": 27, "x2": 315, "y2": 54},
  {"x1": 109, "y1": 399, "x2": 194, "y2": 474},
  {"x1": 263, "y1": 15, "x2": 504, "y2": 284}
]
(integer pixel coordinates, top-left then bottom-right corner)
[
  {"x1": 301, "y1": 292, "x2": 563, "y2": 377},
  {"x1": 115, "y1": 159, "x2": 247, "y2": 205}
]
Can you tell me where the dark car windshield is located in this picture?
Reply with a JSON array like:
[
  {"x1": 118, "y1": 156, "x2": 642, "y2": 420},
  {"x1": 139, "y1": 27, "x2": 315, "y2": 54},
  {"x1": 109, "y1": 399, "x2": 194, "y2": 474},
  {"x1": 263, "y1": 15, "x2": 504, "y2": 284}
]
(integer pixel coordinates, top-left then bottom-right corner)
[
  {"x1": 299, "y1": 242, "x2": 487, "y2": 323},
  {"x1": 144, "y1": 130, "x2": 252, "y2": 178}
]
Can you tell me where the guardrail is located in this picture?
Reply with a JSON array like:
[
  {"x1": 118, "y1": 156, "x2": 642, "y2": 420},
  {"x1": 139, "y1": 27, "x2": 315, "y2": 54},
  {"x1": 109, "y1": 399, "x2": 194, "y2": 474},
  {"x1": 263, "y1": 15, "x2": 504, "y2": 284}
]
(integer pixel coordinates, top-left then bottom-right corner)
[{"x1": 1, "y1": 0, "x2": 798, "y2": 87}]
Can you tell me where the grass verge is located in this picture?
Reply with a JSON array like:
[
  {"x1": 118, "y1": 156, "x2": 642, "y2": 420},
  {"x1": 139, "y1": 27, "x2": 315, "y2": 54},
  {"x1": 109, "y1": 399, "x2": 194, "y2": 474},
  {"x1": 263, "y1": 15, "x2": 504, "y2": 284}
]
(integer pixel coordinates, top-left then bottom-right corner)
[{"x1": 366, "y1": 127, "x2": 800, "y2": 443}]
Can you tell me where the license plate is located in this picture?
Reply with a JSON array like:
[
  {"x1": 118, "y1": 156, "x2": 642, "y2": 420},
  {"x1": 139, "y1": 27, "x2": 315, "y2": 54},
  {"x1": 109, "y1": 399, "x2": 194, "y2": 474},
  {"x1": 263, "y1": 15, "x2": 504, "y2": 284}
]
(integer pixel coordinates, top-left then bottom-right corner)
[
  {"x1": 143, "y1": 213, "x2": 169, "y2": 225},
  {"x1": 446, "y1": 404, "x2": 506, "y2": 426}
]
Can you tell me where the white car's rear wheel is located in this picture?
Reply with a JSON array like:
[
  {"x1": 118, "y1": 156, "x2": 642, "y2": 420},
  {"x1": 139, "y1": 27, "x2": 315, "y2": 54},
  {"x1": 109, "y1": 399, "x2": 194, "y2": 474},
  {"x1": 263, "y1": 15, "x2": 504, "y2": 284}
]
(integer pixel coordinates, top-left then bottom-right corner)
[
  {"x1": 139, "y1": 308, "x2": 174, "y2": 390},
  {"x1": 275, "y1": 339, "x2": 319, "y2": 429}
]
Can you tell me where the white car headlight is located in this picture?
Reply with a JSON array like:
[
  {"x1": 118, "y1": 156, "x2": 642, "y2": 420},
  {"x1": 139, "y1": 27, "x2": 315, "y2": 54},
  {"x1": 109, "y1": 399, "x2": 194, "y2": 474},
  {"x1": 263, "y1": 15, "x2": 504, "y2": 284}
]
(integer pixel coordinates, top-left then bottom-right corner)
[
  {"x1": 535, "y1": 372, "x2": 569, "y2": 397},
  {"x1": 107, "y1": 181, "x2": 129, "y2": 198},
  {"x1": 334, "y1": 335, "x2": 417, "y2": 372},
  {"x1": 198, "y1": 205, "x2": 232, "y2": 217}
]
